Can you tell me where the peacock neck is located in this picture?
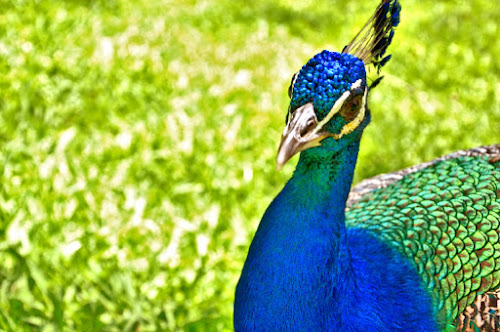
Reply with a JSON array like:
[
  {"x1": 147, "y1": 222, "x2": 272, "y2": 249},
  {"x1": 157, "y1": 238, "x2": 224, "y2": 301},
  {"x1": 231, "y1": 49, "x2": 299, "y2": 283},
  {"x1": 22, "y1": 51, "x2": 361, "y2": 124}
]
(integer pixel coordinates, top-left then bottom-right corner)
[
  {"x1": 292, "y1": 138, "x2": 360, "y2": 223},
  {"x1": 285, "y1": 137, "x2": 361, "y2": 288},
  {"x1": 234, "y1": 137, "x2": 361, "y2": 330}
]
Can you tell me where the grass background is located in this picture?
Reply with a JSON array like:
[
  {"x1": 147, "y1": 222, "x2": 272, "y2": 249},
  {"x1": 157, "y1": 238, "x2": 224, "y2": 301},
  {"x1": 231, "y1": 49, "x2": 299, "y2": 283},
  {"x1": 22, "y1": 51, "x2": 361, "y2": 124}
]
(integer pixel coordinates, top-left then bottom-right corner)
[{"x1": 0, "y1": 0, "x2": 499, "y2": 330}]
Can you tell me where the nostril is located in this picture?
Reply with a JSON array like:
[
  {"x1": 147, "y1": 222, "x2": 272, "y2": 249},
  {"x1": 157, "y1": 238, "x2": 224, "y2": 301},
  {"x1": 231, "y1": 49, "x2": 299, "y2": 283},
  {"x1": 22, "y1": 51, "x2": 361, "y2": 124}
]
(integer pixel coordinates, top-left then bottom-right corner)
[{"x1": 300, "y1": 121, "x2": 316, "y2": 136}]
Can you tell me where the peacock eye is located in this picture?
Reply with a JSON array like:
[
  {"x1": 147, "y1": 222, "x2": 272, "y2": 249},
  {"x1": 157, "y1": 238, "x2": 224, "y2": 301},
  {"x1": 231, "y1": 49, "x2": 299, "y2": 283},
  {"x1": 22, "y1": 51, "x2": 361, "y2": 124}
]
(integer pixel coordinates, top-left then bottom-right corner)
[{"x1": 340, "y1": 94, "x2": 362, "y2": 121}]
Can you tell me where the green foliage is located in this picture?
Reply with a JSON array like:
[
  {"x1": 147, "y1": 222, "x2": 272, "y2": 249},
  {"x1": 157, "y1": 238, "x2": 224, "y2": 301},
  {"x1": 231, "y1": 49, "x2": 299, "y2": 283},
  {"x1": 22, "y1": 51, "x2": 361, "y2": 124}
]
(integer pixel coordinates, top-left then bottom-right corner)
[{"x1": 0, "y1": 0, "x2": 498, "y2": 330}]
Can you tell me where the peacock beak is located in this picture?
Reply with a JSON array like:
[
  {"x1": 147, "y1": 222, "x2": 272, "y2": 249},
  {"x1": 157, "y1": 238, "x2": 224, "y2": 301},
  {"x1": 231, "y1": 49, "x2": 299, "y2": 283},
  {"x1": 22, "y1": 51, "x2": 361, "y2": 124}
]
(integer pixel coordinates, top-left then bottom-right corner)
[
  {"x1": 275, "y1": 80, "x2": 366, "y2": 171},
  {"x1": 276, "y1": 103, "x2": 328, "y2": 171}
]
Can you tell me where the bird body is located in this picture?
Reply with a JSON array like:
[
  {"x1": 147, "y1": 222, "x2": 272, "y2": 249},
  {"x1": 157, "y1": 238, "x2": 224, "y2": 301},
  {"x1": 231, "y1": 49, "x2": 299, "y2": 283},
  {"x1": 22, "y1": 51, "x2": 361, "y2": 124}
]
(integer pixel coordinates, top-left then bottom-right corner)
[
  {"x1": 234, "y1": 1, "x2": 500, "y2": 330},
  {"x1": 235, "y1": 136, "x2": 440, "y2": 331},
  {"x1": 346, "y1": 147, "x2": 500, "y2": 330}
]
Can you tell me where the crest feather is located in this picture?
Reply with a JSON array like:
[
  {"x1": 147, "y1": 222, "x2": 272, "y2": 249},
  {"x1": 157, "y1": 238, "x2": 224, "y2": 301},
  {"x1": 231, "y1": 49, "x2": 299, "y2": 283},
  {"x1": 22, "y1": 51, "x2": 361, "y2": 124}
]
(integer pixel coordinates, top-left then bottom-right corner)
[{"x1": 342, "y1": 0, "x2": 401, "y2": 73}]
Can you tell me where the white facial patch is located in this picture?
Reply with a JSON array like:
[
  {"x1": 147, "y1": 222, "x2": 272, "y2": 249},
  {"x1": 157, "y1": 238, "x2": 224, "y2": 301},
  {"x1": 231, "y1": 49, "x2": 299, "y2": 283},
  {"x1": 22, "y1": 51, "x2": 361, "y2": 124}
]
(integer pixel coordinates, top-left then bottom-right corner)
[{"x1": 311, "y1": 79, "x2": 364, "y2": 136}]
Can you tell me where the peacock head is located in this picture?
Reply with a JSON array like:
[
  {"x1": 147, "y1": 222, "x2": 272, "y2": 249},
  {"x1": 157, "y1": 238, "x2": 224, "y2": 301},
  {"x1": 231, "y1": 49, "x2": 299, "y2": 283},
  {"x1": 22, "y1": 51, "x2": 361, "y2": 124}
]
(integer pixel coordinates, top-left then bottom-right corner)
[{"x1": 276, "y1": 0, "x2": 401, "y2": 170}]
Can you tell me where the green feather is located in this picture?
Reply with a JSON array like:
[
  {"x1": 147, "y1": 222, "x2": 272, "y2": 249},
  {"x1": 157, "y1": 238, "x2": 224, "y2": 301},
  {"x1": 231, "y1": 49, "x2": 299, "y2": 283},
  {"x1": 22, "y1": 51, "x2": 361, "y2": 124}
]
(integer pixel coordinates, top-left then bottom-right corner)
[{"x1": 346, "y1": 156, "x2": 500, "y2": 325}]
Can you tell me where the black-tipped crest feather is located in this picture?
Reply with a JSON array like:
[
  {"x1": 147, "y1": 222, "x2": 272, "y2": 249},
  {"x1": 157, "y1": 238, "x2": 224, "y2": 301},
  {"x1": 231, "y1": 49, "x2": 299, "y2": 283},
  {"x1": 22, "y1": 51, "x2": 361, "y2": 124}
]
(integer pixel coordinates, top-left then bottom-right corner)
[{"x1": 343, "y1": 0, "x2": 401, "y2": 73}]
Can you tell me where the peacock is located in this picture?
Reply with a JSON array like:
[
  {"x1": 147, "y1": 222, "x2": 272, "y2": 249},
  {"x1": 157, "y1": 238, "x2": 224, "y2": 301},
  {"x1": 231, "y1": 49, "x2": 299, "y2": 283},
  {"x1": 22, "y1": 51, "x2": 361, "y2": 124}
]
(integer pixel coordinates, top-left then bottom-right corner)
[{"x1": 234, "y1": 0, "x2": 500, "y2": 331}]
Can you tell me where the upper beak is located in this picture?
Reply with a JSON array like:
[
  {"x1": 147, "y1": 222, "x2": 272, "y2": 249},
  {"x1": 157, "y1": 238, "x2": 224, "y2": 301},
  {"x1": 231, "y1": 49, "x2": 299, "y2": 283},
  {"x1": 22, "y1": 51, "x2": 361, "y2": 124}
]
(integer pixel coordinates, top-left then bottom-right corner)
[{"x1": 276, "y1": 103, "x2": 328, "y2": 171}]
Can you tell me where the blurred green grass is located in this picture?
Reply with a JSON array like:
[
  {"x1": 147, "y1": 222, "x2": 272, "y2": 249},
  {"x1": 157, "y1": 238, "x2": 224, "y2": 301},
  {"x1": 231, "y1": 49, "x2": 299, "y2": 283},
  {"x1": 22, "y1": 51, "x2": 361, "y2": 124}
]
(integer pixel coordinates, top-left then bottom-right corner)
[{"x1": 0, "y1": 0, "x2": 499, "y2": 330}]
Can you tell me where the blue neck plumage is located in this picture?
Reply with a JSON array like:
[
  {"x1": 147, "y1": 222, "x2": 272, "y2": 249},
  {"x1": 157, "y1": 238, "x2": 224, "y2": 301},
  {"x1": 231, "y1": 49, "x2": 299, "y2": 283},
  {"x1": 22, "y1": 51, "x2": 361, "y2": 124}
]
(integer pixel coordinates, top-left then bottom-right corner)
[{"x1": 234, "y1": 137, "x2": 361, "y2": 331}]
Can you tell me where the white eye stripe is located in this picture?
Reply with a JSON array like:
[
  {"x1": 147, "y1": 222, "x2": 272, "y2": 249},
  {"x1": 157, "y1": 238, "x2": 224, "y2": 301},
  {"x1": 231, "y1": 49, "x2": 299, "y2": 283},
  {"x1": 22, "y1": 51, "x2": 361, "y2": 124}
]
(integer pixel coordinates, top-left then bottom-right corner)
[
  {"x1": 333, "y1": 85, "x2": 368, "y2": 139},
  {"x1": 351, "y1": 79, "x2": 362, "y2": 90},
  {"x1": 311, "y1": 79, "x2": 363, "y2": 135}
]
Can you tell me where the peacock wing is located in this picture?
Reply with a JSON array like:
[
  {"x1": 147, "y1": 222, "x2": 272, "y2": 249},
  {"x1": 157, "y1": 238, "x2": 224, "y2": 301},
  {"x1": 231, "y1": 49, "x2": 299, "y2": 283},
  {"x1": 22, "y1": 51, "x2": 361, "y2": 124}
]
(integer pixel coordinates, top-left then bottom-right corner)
[{"x1": 345, "y1": 144, "x2": 500, "y2": 330}]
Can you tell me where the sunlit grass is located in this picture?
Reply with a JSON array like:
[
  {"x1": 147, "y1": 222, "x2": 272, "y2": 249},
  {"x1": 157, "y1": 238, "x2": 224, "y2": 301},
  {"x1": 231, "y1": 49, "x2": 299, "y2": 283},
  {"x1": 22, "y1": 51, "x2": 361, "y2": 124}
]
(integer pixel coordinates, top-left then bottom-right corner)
[{"x1": 0, "y1": 0, "x2": 499, "y2": 330}]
